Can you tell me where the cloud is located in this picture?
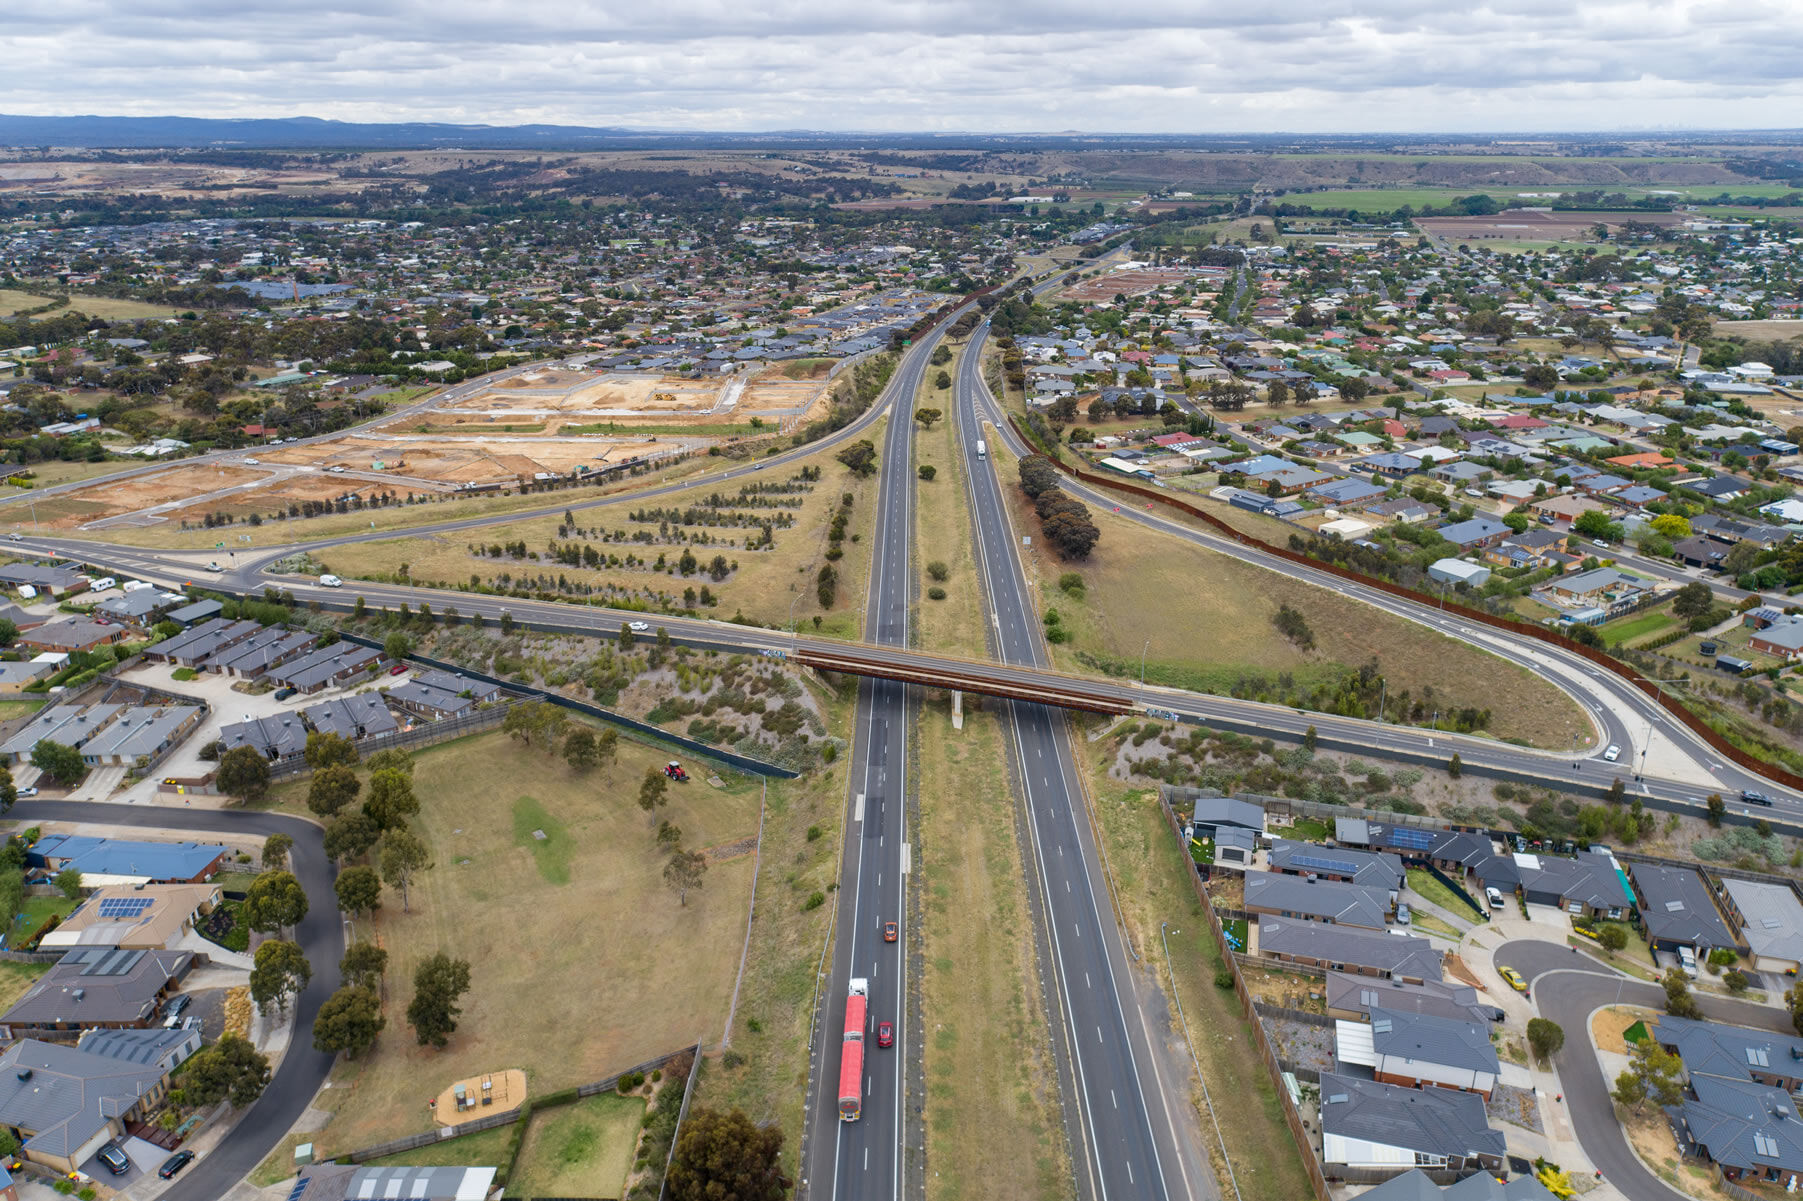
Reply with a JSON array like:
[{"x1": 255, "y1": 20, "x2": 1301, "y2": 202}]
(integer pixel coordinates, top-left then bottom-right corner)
[{"x1": 1, "y1": 0, "x2": 1799, "y2": 132}]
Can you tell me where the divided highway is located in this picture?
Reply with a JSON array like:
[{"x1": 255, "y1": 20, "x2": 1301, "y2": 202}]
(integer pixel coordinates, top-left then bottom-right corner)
[{"x1": 950, "y1": 328, "x2": 1209, "y2": 1200}]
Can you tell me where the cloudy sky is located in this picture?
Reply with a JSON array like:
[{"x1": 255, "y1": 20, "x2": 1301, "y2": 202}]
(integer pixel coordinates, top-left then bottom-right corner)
[{"x1": 3, "y1": 0, "x2": 1799, "y2": 132}]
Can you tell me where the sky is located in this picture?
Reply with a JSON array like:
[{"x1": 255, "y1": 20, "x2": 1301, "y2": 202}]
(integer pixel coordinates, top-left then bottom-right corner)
[{"x1": 3, "y1": 0, "x2": 1801, "y2": 133}]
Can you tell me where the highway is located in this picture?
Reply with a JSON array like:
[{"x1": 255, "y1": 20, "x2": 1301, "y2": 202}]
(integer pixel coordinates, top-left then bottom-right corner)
[
  {"x1": 803, "y1": 331, "x2": 930, "y2": 1201},
  {"x1": 950, "y1": 326, "x2": 1209, "y2": 1200}
]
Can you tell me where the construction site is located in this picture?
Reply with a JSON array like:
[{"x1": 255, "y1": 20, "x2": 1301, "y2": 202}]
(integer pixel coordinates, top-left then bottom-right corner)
[{"x1": 30, "y1": 361, "x2": 844, "y2": 533}]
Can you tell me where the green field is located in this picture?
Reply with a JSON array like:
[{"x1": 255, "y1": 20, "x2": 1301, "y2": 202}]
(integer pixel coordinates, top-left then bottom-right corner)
[
  {"x1": 509, "y1": 1093, "x2": 644, "y2": 1199},
  {"x1": 1601, "y1": 610, "x2": 1676, "y2": 645},
  {"x1": 1273, "y1": 183, "x2": 1803, "y2": 215}
]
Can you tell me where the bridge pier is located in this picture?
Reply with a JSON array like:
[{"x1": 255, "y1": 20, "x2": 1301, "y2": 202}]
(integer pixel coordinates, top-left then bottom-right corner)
[{"x1": 951, "y1": 689, "x2": 963, "y2": 730}]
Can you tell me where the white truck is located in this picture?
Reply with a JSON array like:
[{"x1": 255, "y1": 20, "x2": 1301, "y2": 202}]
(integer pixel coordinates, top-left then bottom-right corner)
[
  {"x1": 975, "y1": 439, "x2": 987, "y2": 460},
  {"x1": 319, "y1": 574, "x2": 343, "y2": 588}
]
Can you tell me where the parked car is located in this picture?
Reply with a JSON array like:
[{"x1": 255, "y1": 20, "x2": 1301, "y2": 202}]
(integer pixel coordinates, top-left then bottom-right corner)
[
  {"x1": 389, "y1": 663, "x2": 408, "y2": 675},
  {"x1": 1603, "y1": 744, "x2": 1621, "y2": 762},
  {"x1": 16, "y1": 787, "x2": 36, "y2": 798},
  {"x1": 273, "y1": 687, "x2": 297, "y2": 701},
  {"x1": 97, "y1": 1143, "x2": 130, "y2": 1175},
  {"x1": 162, "y1": 993, "x2": 191, "y2": 1026},
  {"x1": 1499, "y1": 966, "x2": 1528, "y2": 993},
  {"x1": 1485, "y1": 886, "x2": 1506, "y2": 910},
  {"x1": 876, "y1": 1020, "x2": 894, "y2": 1048},
  {"x1": 157, "y1": 1151, "x2": 195, "y2": 1179},
  {"x1": 1678, "y1": 945, "x2": 1700, "y2": 978},
  {"x1": 1395, "y1": 903, "x2": 1411, "y2": 925}
]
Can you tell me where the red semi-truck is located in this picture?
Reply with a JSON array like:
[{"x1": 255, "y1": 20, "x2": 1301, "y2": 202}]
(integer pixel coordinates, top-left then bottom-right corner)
[{"x1": 838, "y1": 978, "x2": 868, "y2": 1121}]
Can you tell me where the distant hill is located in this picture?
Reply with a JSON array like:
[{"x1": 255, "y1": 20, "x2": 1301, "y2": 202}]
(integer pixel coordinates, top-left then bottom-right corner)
[{"x1": 0, "y1": 114, "x2": 658, "y2": 150}]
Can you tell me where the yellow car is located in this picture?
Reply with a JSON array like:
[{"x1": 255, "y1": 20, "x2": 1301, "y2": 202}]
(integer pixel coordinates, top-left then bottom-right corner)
[{"x1": 1499, "y1": 966, "x2": 1528, "y2": 993}]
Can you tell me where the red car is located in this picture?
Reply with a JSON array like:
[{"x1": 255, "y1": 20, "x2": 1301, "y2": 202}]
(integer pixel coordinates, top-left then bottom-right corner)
[
  {"x1": 876, "y1": 1021, "x2": 894, "y2": 1048},
  {"x1": 389, "y1": 663, "x2": 408, "y2": 675},
  {"x1": 882, "y1": 921, "x2": 897, "y2": 943}
]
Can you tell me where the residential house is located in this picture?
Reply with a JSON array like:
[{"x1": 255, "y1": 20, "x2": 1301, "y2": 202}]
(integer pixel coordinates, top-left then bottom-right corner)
[
  {"x1": 0, "y1": 947, "x2": 193, "y2": 1039},
  {"x1": 1657, "y1": 1015, "x2": 1803, "y2": 1094},
  {"x1": 1749, "y1": 618, "x2": 1803, "y2": 660},
  {"x1": 1481, "y1": 529, "x2": 1568, "y2": 571},
  {"x1": 28, "y1": 835, "x2": 225, "y2": 886},
  {"x1": 1318, "y1": 1072, "x2": 1505, "y2": 1175},
  {"x1": 410, "y1": 670, "x2": 504, "y2": 704},
  {"x1": 1513, "y1": 851, "x2": 1633, "y2": 919},
  {"x1": 304, "y1": 693, "x2": 399, "y2": 741},
  {"x1": 1353, "y1": 1168, "x2": 1557, "y2": 1200},
  {"x1": 0, "y1": 704, "x2": 125, "y2": 765},
  {"x1": 1672, "y1": 535, "x2": 1730, "y2": 570},
  {"x1": 0, "y1": 660, "x2": 55, "y2": 693},
  {"x1": 1357, "y1": 452, "x2": 1425, "y2": 480},
  {"x1": 18, "y1": 619, "x2": 127, "y2": 655},
  {"x1": 217, "y1": 713, "x2": 308, "y2": 760},
  {"x1": 162, "y1": 599, "x2": 224, "y2": 627},
  {"x1": 0, "y1": 1034, "x2": 197, "y2": 1173},
  {"x1": 1365, "y1": 497, "x2": 1435, "y2": 524},
  {"x1": 1720, "y1": 879, "x2": 1803, "y2": 974},
  {"x1": 1309, "y1": 477, "x2": 1389, "y2": 507},
  {"x1": 269, "y1": 645, "x2": 385, "y2": 694},
  {"x1": 91, "y1": 589, "x2": 184, "y2": 628},
  {"x1": 1544, "y1": 567, "x2": 1648, "y2": 607},
  {"x1": 1244, "y1": 872, "x2": 1391, "y2": 930},
  {"x1": 1631, "y1": 864, "x2": 1736, "y2": 955},
  {"x1": 1256, "y1": 919, "x2": 1441, "y2": 982},
  {"x1": 144, "y1": 618, "x2": 261, "y2": 667},
  {"x1": 289, "y1": 1166, "x2": 499, "y2": 1201},
  {"x1": 1266, "y1": 838, "x2": 1404, "y2": 892},
  {"x1": 1336, "y1": 1007, "x2": 1500, "y2": 1099},
  {"x1": 1528, "y1": 493, "x2": 1608, "y2": 526},
  {"x1": 208, "y1": 629, "x2": 317, "y2": 678},
  {"x1": 1325, "y1": 973, "x2": 1499, "y2": 1026},
  {"x1": 1675, "y1": 1074, "x2": 1803, "y2": 1188},
  {"x1": 0, "y1": 564, "x2": 87, "y2": 598},
  {"x1": 385, "y1": 680, "x2": 477, "y2": 720},
  {"x1": 1436, "y1": 517, "x2": 1510, "y2": 551},
  {"x1": 78, "y1": 705, "x2": 204, "y2": 766},
  {"x1": 41, "y1": 884, "x2": 220, "y2": 951}
]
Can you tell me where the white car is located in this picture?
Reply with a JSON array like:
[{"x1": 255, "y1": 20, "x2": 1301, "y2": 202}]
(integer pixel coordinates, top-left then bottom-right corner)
[
  {"x1": 627, "y1": 621, "x2": 650, "y2": 632},
  {"x1": 319, "y1": 574, "x2": 343, "y2": 588},
  {"x1": 244, "y1": 457, "x2": 260, "y2": 465},
  {"x1": 1603, "y1": 744, "x2": 1621, "y2": 762}
]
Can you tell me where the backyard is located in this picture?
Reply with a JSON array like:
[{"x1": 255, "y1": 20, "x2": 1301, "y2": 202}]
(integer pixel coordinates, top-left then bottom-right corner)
[
  {"x1": 284, "y1": 727, "x2": 762, "y2": 1156},
  {"x1": 510, "y1": 1093, "x2": 644, "y2": 1198},
  {"x1": 1406, "y1": 868, "x2": 1484, "y2": 925}
]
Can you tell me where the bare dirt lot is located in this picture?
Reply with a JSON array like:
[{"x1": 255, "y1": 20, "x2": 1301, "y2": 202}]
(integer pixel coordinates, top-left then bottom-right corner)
[
  {"x1": 1415, "y1": 209, "x2": 1686, "y2": 242},
  {"x1": 1058, "y1": 267, "x2": 1203, "y2": 302},
  {"x1": 30, "y1": 463, "x2": 267, "y2": 529}
]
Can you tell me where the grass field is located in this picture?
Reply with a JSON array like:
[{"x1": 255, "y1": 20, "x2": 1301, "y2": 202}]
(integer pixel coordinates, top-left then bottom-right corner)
[
  {"x1": 693, "y1": 689, "x2": 853, "y2": 1181},
  {"x1": 998, "y1": 451, "x2": 1590, "y2": 749},
  {"x1": 314, "y1": 429, "x2": 886, "y2": 640},
  {"x1": 1405, "y1": 868, "x2": 1484, "y2": 925},
  {"x1": 913, "y1": 342, "x2": 990, "y2": 661},
  {"x1": 509, "y1": 1093, "x2": 644, "y2": 1199},
  {"x1": 0, "y1": 288, "x2": 181, "y2": 322},
  {"x1": 287, "y1": 727, "x2": 762, "y2": 1156},
  {"x1": 365, "y1": 1122, "x2": 516, "y2": 1168},
  {"x1": 1715, "y1": 320, "x2": 1803, "y2": 342},
  {"x1": 918, "y1": 704, "x2": 1069, "y2": 1201},
  {"x1": 0, "y1": 961, "x2": 50, "y2": 1011},
  {"x1": 1089, "y1": 777, "x2": 1312, "y2": 1201},
  {"x1": 0, "y1": 699, "x2": 44, "y2": 723},
  {"x1": 1602, "y1": 610, "x2": 1676, "y2": 645}
]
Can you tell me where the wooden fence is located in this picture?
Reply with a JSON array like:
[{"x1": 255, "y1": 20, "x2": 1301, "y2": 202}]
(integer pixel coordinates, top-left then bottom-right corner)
[
  {"x1": 1153, "y1": 787, "x2": 1334, "y2": 1201},
  {"x1": 1013, "y1": 414, "x2": 1803, "y2": 794},
  {"x1": 341, "y1": 1045, "x2": 694, "y2": 1163}
]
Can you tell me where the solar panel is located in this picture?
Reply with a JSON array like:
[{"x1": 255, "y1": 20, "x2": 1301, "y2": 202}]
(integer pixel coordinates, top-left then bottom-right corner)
[
  {"x1": 286, "y1": 1178, "x2": 310, "y2": 1201},
  {"x1": 97, "y1": 897, "x2": 152, "y2": 918},
  {"x1": 1290, "y1": 854, "x2": 1360, "y2": 876},
  {"x1": 1390, "y1": 827, "x2": 1436, "y2": 850},
  {"x1": 1756, "y1": 1133, "x2": 1779, "y2": 1157},
  {"x1": 1665, "y1": 900, "x2": 1686, "y2": 912}
]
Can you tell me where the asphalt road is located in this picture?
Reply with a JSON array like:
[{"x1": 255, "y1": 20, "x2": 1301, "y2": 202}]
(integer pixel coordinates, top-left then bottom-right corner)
[
  {"x1": 1496, "y1": 940, "x2": 1793, "y2": 1201},
  {"x1": 11, "y1": 801, "x2": 341, "y2": 1201},
  {"x1": 805, "y1": 330, "x2": 934, "y2": 1201},
  {"x1": 953, "y1": 327, "x2": 1208, "y2": 1200}
]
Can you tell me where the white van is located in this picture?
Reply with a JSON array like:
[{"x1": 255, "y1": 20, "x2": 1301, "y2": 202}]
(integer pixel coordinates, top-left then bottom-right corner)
[{"x1": 319, "y1": 574, "x2": 343, "y2": 588}]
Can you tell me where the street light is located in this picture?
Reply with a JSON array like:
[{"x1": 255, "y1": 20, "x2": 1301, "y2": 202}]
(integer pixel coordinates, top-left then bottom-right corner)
[{"x1": 1140, "y1": 637, "x2": 1150, "y2": 687}]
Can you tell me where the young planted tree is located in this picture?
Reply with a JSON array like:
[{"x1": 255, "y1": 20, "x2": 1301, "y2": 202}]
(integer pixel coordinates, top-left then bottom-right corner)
[
  {"x1": 53, "y1": 867, "x2": 83, "y2": 900},
  {"x1": 261, "y1": 832, "x2": 294, "y2": 869},
  {"x1": 303, "y1": 732, "x2": 360, "y2": 770},
  {"x1": 639, "y1": 768, "x2": 669, "y2": 824},
  {"x1": 380, "y1": 828, "x2": 432, "y2": 913},
  {"x1": 30, "y1": 740, "x2": 85, "y2": 786},
  {"x1": 407, "y1": 953, "x2": 472, "y2": 1049},
  {"x1": 665, "y1": 849, "x2": 708, "y2": 907},
  {"x1": 249, "y1": 939, "x2": 312, "y2": 1015},
  {"x1": 1596, "y1": 924, "x2": 1629, "y2": 956},
  {"x1": 364, "y1": 748, "x2": 414, "y2": 777},
  {"x1": 173, "y1": 1033, "x2": 271, "y2": 1109},
  {"x1": 563, "y1": 728, "x2": 600, "y2": 772},
  {"x1": 1527, "y1": 1018, "x2": 1565, "y2": 1063}
]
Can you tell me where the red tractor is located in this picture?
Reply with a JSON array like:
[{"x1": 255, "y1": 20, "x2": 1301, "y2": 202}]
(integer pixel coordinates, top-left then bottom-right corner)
[{"x1": 664, "y1": 761, "x2": 689, "y2": 782}]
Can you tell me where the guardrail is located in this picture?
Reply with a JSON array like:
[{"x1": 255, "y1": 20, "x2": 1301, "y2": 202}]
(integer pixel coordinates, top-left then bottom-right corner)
[
  {"x1": 1010, "y1": 413, "x2": 1803, "y2": 795},
  {"x1": 793, "y1": 647, "x2": 1132, "y2": 715}
]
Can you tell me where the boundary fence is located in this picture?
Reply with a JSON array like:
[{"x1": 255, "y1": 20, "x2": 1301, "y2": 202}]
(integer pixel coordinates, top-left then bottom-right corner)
[
  {"x1": 341, "y1": 1045, "x2": 695, "y2": 1163},
  {"x1": 336, "y1": 635, "x2": 799, "y2": 779},
  {"x1": 266, "y1": 700, "x2": 517, "y2": 781},
  {"x1": 1012, "y1": 413, "x2": 1803, "y2": 795}
]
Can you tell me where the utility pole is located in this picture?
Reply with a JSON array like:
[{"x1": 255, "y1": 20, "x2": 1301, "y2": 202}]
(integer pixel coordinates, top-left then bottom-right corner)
[{"x1": 1140, "y1": 637, "x2": 1150, "y2": 687}]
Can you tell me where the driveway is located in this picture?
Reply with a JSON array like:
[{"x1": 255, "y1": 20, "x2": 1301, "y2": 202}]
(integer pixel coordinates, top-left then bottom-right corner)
[{"x1": 1496, "y1": 939, "x2": 1792, "y2": 1201}]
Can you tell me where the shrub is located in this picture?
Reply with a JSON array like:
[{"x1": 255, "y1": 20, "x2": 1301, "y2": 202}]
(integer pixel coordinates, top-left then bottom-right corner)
[
  {"x1": 1214, "y1": 966, "x2": 1236, "y2": 989},
  {"x1": 927, "y1": 586, "x2": 947, "y2": 600},
  {"x1": 926, "y1": 560, "x2": 950, "y2": 582},
  {"x1": 1058, "y1": 572, "x2": 1085, "y2": 596},
  {"x1": 806, "y1": 825, "x2": 823, "y2": 842},
  {"x1": 804, "y1": 891, "x2": 826, "y2": 911}
]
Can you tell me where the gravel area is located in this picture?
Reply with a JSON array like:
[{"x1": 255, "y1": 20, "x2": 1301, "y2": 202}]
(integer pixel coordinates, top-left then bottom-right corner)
[
  {"x1": 1265, "y1": 1017, "x2": 1337, "y2": 1073},
  {"x1": 1488, "y1": 1080, "x2": 1544, "y2": 1133}
]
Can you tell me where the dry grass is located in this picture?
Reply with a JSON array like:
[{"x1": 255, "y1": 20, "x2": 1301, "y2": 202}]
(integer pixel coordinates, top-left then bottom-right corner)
[
  {"x1": 1592, "y1": 1005, "x2": 1655, "y2": 1056},
  {"x1": 0, "y1": 962, "x2": 51, "y2": 1012},
  {"x1": 919, "y1": 703, "x2": 1070, "y2": 1201},
  {"x1": 693, "y1": 684, "x2": 856, "y2": 1180},
  {"x1": 509, "y1": 1093, "x2": 644, "y2": 1199},
  {"x1": 913, "y1": 343, "x2": 989, "y2": 661},
  {"x1": 999, "y1": 455, "x2": 1589, "y2": 749},
  {"x1": 1086, "y1": 772, "x2": 1313, "y2": 1201},
  {"x1": 1715, "y1": 320, "x2": 1803, "y2": 342},
  {"x1": 315, "y1": 430, "x2": 886, "y2": 639},
  {"x1": 298, "y1": 728, "x2": 761, "y2": 1157}
]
